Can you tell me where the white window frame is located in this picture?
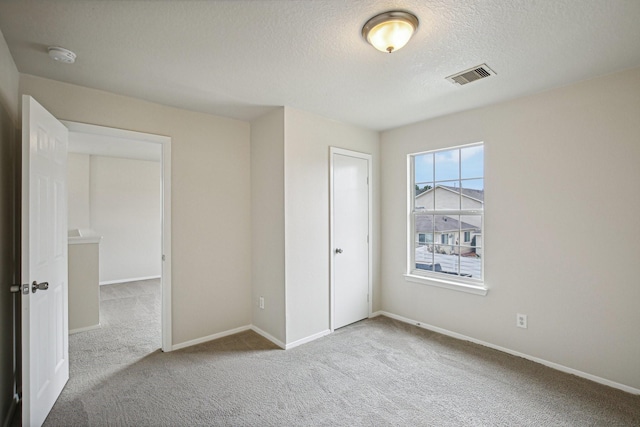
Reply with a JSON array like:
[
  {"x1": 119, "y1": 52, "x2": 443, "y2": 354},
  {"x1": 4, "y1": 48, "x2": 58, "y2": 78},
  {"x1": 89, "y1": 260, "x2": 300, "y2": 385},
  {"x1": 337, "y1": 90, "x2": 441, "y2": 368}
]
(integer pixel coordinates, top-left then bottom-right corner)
[{"x1": 404, "y1": 142, "x2": 487, "y2": 296}]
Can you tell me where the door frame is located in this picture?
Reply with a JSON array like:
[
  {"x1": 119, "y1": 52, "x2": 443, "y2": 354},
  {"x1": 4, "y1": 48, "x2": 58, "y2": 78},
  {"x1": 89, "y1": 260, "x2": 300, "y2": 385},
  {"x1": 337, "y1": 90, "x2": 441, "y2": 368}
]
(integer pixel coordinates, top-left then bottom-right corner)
[
  {"x1": 62, "y1": 121, "x2": 173, "y2": 352},
  {"x1": 329, "y1": 147, "x2": 372, "y2": 332}
]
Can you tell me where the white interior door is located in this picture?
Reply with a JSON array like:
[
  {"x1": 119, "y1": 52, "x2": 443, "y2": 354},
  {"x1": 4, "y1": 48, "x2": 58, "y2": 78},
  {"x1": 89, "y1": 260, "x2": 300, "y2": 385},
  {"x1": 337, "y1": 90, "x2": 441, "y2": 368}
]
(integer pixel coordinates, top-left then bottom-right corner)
[
  {"x1": 332, "y1": 149, "x2": 370, "y2": 329},
  {"x1": 21, "y1": 95, "x2": 69, "y2": 427}
]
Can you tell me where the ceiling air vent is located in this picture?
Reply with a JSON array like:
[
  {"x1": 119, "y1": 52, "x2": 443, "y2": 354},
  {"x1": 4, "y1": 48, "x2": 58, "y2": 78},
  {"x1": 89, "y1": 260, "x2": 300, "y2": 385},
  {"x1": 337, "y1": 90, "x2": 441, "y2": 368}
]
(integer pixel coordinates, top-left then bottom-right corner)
[{"x1": 446, "y1": 64, "x2": 496, "y2": 86}]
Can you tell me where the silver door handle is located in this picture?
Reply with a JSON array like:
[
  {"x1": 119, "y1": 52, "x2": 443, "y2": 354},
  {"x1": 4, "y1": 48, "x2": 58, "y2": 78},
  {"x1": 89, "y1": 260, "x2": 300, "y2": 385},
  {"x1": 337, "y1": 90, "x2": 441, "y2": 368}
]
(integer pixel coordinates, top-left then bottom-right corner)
[
  {"x1": 335, "y1": 248, "x2": 343, "y2": 254},
  {"x1": 32, "y1": 281, "x2": 49, "y2": 293}
]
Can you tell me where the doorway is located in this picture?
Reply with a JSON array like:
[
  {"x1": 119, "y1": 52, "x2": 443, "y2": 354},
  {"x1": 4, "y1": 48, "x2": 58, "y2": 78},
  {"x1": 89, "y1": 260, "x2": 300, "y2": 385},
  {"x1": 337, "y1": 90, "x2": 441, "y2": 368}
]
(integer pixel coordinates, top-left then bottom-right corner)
[
  {"x1": 20, "y1": 97, "x2": 173, "y2": 425},
  {"x1": 63, "y1": 121, "x2": 172, "y2": 351},
  {"x1": 330, "y1": 147, "x2": 372, "y2": 330}
]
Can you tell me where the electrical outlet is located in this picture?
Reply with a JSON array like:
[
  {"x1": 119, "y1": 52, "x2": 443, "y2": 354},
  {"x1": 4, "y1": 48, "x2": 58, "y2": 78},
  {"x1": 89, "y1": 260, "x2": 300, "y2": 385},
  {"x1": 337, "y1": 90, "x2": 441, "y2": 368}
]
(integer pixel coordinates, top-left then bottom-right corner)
[
  {"x1": 259, "y1": 296, "x2": 264, "y2": 310},
  {"x1": 517, "y1": 313, "x2": 527, "y2": 329}
]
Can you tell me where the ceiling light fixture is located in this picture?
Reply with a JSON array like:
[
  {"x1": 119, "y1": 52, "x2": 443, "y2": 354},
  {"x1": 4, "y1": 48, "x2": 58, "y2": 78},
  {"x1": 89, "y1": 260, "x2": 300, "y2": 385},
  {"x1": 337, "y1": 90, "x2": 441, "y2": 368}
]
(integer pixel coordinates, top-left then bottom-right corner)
[
  {"x1": 362, "y1": 11, "x2": 419, "y2": 53},
  {"x1": 48, "y1": 46, "x2": 76, "y2": 64}
]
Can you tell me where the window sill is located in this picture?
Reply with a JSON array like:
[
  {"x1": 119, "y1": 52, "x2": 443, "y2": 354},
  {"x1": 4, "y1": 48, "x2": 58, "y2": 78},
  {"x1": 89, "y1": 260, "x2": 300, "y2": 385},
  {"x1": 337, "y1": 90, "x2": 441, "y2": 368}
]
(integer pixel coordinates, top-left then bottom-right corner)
[{"x1": 403, "y1": 274, "x2": 488, "y2": 296}]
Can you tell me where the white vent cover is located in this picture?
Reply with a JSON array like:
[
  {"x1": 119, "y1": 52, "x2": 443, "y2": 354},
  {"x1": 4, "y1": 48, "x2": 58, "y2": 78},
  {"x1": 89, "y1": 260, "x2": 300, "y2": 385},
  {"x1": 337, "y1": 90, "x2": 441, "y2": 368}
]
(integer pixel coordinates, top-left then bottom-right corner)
[{"x1": 446, "y1": 64, "x2": 496, "y2": 86}]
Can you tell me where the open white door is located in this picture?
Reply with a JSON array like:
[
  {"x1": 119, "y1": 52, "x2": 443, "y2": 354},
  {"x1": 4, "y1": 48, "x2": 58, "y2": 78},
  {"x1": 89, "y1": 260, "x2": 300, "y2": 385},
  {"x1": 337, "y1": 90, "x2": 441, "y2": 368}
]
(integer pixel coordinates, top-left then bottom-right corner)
[{"x1": 21, "y1": 96, "x2": 69, "y2": 427}]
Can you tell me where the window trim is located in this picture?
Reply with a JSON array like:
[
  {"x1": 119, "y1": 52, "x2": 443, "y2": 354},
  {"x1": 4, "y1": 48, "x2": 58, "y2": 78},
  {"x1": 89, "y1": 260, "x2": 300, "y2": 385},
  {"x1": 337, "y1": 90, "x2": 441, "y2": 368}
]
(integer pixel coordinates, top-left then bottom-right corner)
[
  {"x1": 404, "y1": 273, "x2": 488, "y2": 296},
  {"x1": 406, "y1": 142, "x2": 487, "y2": 296}
]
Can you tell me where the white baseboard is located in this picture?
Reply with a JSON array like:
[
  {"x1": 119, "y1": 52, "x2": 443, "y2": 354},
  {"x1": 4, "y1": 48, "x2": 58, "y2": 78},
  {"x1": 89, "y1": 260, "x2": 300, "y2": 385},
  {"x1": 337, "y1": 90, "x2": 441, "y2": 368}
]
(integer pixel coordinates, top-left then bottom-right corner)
[
  {"x1": 249, "y1": 326, "x2": 331, "y2": 350},
  {"x1": 100, "y1": 275, "x2": 161, "y2": 286},
  {"x1": 375, "y1": 311, "x2": 640, "y2": 395},
  {"x1": 250, "y1": 325, "x2": 286, "y2": 349},
  {"x1": 170, "y1": 324, "x2": 329, "y2": 352},
  {"x1": 69, "y1": 323, "x2": 101, "y2": 334},
  {"x1": 171, "y1": 325, "x2": 331, "y2": 351},
  {"x1": 284, "y1": 329, "x2": 331, "y2": 350},
  {"x1": 172, "y1": 325, "x2": 251, "y2": 351}
]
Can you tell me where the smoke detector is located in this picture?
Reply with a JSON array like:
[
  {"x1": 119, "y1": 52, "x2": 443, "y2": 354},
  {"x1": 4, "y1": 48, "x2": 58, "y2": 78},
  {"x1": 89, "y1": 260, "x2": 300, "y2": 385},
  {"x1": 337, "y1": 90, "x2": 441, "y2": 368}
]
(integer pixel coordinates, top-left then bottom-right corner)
[
  {"x1": 48, "y1": 46, "x2": 76, "y2": 64},
  {"x1": 446, "y1": 64, "x2": 495, "y2": 86}
]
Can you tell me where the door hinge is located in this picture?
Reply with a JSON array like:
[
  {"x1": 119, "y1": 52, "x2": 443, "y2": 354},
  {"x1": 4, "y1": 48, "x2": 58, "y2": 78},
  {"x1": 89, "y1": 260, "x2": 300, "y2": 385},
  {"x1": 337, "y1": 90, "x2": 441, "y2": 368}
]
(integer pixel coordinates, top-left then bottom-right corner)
[
  {"x1": 366, "y1": 177, "x2": 369, "y2": 185},
  {"x1": 367, "y1": 293, "x2": 369, "y2": 302},
  {"x1": 162, "y1": 254, "x2": 166, "y2": 261},
  {"x1": 367, "y1": 235, "x2": 369, "y2": 243}
]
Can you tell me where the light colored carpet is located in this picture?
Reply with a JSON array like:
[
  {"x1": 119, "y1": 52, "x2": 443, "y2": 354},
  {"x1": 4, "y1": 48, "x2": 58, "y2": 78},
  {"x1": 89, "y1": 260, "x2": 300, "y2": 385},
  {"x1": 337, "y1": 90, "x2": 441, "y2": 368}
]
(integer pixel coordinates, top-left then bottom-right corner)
[{"x1": 44, "y1": 280, "x2": 640, "y2": 426}]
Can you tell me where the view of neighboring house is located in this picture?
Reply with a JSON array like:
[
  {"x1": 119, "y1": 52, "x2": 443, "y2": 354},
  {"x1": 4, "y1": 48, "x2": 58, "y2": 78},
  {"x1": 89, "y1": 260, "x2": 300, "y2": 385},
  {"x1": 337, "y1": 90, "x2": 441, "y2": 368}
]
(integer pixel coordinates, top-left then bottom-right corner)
[
  {"x1": 414, "y1": 185, "x2": 483, "y2": 257},
  {"x1": 415, "y1": 214, "x2": 480, "y2": 255}
]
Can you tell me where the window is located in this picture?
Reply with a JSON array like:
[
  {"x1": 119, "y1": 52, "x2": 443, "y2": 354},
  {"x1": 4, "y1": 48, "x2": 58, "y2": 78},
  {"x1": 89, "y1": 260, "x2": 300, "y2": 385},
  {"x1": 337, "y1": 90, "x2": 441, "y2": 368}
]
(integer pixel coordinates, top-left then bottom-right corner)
[{"x1": 407, "y1": 143, "x2": 484, "y2": 292}]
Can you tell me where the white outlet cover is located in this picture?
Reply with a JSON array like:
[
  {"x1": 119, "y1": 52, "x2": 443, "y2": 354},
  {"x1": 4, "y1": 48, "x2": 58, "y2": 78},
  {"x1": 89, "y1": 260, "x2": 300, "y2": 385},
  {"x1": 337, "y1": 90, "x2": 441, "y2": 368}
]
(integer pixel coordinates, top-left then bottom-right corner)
[{"x1": 517, "y1": 313, "x2": 527, "y2": 329}]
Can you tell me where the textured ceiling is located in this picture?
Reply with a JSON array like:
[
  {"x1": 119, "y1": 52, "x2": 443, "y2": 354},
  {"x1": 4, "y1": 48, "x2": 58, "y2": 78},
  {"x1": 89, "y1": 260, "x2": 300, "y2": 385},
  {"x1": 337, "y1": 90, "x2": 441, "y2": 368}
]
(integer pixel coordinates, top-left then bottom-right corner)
[{"x1": 1, "y1": 0, "x2": 639, "y2": 131}]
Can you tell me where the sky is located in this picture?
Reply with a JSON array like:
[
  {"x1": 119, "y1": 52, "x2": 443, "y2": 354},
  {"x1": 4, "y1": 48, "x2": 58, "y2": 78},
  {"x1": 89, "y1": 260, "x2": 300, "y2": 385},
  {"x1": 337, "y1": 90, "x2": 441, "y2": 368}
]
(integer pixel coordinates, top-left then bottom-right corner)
[{"x1": 415, "y1": 144, "x2": 483, "y2": 190}]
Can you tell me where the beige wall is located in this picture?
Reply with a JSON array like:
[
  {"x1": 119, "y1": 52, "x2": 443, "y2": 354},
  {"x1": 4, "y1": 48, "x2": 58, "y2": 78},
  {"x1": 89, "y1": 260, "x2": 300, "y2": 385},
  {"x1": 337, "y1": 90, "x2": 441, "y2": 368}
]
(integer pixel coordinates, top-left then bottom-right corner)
[
  {"x1": 68, "y1": 242, "x2": 100, "y2": 331},
  {"x1": 0, "y1": 28, "x2": 18, "y2": 425},
  {"x1": 0, "y1": 30, "x2": 18, "y2": 120},
  {"x1": 20, "y1": 74, "x2": 252, "y2": 346},
  {"x1": 68, "y1": 152, "x2": 162, "y2": 283},
  {"x1": 284, "y1": 107, "x2": 380, "y2": 343},
  {"x1": 90, "y1": 156, "x2": 161, "y2": 283},
  {"x1": 67, "y1": 153, "x2": 91, "y2": 230},
  {"x1": 381, "y1": 67, "x2": 640, "y2": 390},
  {"x1": 250, "y1": 108, "x2": 286, "y2": 343},
  {"x1": 250, "y1": 107, "x2": 380, "y2": 346}
]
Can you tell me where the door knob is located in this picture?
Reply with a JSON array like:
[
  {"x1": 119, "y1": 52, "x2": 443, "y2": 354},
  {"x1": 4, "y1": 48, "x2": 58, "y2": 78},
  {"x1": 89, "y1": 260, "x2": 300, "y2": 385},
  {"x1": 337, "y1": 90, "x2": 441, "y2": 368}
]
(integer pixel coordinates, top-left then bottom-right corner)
[
  {"x1": 32, "y1": 281, "x2": 49, "y2": 293},
  {"x1": 335, "y1": 248, "x2": 343, "y2": 254}
]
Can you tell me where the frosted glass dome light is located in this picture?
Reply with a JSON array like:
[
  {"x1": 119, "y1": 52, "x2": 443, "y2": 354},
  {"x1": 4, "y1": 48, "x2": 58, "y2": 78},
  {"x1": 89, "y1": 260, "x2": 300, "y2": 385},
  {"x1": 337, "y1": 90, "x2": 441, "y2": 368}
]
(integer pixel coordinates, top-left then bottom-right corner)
[{"x1": 362, "y1": 11, "x2": 419, "y2": 53}]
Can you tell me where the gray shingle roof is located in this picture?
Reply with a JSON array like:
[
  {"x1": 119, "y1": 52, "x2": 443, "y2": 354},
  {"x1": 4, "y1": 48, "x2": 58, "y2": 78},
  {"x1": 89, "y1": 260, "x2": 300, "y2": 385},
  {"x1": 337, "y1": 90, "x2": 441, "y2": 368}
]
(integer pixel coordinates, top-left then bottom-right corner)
[
  {"x1": 415, "y1": 215, "x2": 479, "y2": 233},
  {"x1": 438, "y1": 185, "x2": 484, "y2": 201}
]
